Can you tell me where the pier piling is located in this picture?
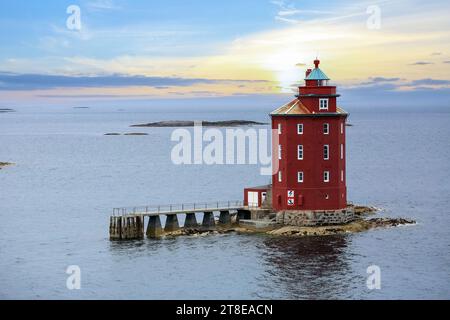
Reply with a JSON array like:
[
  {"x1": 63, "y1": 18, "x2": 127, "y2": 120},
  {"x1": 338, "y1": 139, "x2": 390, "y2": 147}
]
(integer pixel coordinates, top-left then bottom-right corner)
[
  {"x1": 129, "y1": 217, "x2": 135, "y2": 239},
  {"x1": 110, "y1": 216, "x2": 123, "y2": 240},
  {"x1": 219, "y1": 210, "x2": 231, "y2": 226},
  {"x1": 146, "y1": 216, "x2": 163, "y2": 238},
  {"x1": 202, "y1": 211, "x2": 215, "y2": 230},
  {"x1": 184, "y1": 213, "x2": 198, "y2": 229},
  {"x1": 164, "y1": 214, "x2": 180, "y2": 232},
  {"x1": 136, "y1": 216, "x2": 144, "y2": 239},
  {"x1": 237, "y1": 209, "x2": 251, "y2": 222},
  {"x1": 119, "y1": 217, "x2": 126, "y2": 239}
]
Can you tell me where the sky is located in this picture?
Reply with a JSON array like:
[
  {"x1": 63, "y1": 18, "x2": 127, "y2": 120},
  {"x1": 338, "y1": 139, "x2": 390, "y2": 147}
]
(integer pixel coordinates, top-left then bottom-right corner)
[{"x1": 0, "y1": 0, "x2": 450, "y2": 108}]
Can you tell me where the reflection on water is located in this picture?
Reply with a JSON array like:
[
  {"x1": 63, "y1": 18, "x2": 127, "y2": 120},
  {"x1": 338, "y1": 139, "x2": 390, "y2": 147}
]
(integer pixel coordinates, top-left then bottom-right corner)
[
  {"x1": 104, "y1": 233, "x2": 360, "y2": 300},
  {"x1": 259, "y1": 235, "x2": 356, "y2": 299}
]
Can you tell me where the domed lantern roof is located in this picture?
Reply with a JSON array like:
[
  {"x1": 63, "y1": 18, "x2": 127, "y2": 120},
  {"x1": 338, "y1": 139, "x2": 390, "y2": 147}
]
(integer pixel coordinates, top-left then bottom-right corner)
[{"x1": 305, "y1": 59, "x2": 330, "y2": 81}]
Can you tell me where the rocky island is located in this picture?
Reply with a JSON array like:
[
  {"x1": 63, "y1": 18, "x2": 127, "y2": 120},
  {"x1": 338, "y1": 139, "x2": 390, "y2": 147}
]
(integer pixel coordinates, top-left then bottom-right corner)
[
  {"x1": 104, "y1": 133, "x2": 149, "y2": 136},
  {"x1": 0, "y1": 108, "x2": 15, "y2": 113},
  {"x1": 157, "y1": 206, "x2": 416, "y2": 239},
  {"x1": 161, "y1": 217, "x2": 416, "y2": 238},
  {"x1": 0, "y1": 162, "x2": 14, "y2": 170},
  {"x1": 264, "y1": 217, "x2": 415, "y2": 237},
  {"x1": 130, "y1": 120, "x2": 267, "y2": 128}
]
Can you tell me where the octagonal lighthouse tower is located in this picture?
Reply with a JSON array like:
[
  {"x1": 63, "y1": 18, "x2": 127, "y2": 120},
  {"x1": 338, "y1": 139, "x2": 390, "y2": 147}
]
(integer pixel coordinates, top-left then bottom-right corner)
[{"x1": 271, "y1": 59, "x2": 348, "y2": 212}]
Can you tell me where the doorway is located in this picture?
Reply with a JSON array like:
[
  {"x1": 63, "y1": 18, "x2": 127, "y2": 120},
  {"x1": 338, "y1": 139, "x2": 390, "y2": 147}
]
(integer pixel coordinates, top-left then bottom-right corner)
[{"x1": 248, "y1": 191, "x2": 259, "y2": 208}]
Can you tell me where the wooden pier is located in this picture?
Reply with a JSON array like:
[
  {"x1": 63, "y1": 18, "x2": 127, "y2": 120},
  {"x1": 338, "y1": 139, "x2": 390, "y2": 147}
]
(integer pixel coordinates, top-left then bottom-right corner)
[{"x1": 109, "y1": 201, "x2": 254, "y2": 240}]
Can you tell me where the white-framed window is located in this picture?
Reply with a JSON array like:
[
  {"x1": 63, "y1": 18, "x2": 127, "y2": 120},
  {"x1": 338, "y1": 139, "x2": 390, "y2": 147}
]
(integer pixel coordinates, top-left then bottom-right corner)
[
  {"x1": 324, "y1": 171, "x2": 330, "y2": 183},
  {"x1": 341, "y1": 170, "x2": 344, "y2": 182},
  {"x1": 297, "y1": 123, "x2": 303, "y2": 135},
  {"x1": 341, "y1": 144, "x2": 344, "y2": 159},
  {"x1": 319, "y1": 98, "x2": 329, "y2": 110},
  {"x1": 324, "y1": 145, "x2": 329, "y2": 160},
  {"x1": 298, "y1": 145, "x2": 304, "y2": 160},
  {"x1": 341, "y1": 123, "x2": 344, "y2": 134},
  {"x1": 278, "y1": 171, "x2": 282, "y2": 182},
  {"x1": 278, "y1": 144, "x2": 282, "y2": 160},
  {"x1": 298, "y1": 171, "x2": 304, "y2": 183},
  {"x1": 278, "y1": 123, "x2": 282, "y2": 135},
  {"x1": 323, "y1": 123, "x2": 329, "y2": 135}
]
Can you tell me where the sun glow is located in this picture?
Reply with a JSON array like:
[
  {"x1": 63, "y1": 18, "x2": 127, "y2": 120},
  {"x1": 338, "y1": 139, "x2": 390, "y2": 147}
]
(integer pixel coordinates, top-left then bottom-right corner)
[{"x1": 261, "y1": 50, "x2": 310, "y2": 93}]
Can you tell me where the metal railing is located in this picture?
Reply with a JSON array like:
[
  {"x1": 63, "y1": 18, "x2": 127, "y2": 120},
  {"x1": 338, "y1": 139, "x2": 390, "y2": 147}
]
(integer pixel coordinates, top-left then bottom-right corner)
[{"x1": 112, "y1": 200, "x2": 253, "y2": 216}]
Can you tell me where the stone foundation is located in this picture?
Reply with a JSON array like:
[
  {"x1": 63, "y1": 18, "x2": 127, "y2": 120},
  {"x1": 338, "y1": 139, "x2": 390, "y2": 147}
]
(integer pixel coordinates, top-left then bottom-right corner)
[
  {"x1": 249, "y1": 209, "x2": 273, "y2": 220},
  {"x1": 276, "y1": 207, "x2": 355, "y2": 227}
]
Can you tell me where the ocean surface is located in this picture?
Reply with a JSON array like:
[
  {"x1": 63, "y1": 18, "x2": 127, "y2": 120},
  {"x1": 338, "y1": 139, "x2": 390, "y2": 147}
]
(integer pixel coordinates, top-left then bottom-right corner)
[{"x1": 0, "y1": 102, "x2": 449, "y2": 299}]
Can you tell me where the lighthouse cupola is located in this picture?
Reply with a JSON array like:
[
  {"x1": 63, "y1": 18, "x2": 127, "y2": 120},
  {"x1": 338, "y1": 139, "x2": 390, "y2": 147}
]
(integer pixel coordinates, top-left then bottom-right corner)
[
  {"x1": 298, "y1": 59, "x2": 339, "y2": 114},
  {"x1": 305, "y1": 59, "x2": 330, "y2": 87}
]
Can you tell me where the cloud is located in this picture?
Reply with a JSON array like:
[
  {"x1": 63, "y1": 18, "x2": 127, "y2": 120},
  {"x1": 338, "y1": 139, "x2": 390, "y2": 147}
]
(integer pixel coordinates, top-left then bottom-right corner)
[
  {"x1": 356, "y1": 83, "x2": 400, "y2": 91},
  {"x1": 371, "y1": 77, "x2": 401, "y2": 82},
  {"x1": 409, "y1": 78, "x2": 450, "y2": 86},
  {"x1": 353, "y1": 77, "x2": 450, "y2": 94},
  {"x1": 271, "y1": 0, "x2": 333, "y2": 25},
  {"x1": 37, "y1": 94, "x2": 147, "y2": 99},
  {"x1": 271, "y1": 0, "x2": 364, "y2": 25},
  {"x1": 358, "y1": 77, "x2": 401, "y2": 86},
  {"x1": 277, "y1": 9, "x2": 301, "y2": 17},
  {"x1": 86, "y1": 0, "x2": 121, "y2": 11},
  {"x1": 0, "y1": 72, "x2": 269, "y2": 91},
  {"x1": 278, "y1": 9, "x2": 333, "y2": 17},
  {"x1": 369, "y1": 77, "x2": 401, "y2": 83},
  {"x1": 409, "y1": 61, "x2": 434, "y2": 65},
  {"x1": 275, "y1": 16, "x2": 300, "y2": 24},
  {"x1": 340, "y1": 85, "x2": 450, "y2": 109}
]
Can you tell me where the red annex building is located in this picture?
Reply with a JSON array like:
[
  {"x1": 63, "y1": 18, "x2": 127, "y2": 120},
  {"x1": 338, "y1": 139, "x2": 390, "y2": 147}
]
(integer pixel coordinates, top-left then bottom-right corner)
[{"x1": 271, "y1": 59, "x2": 348, "y2": 211}]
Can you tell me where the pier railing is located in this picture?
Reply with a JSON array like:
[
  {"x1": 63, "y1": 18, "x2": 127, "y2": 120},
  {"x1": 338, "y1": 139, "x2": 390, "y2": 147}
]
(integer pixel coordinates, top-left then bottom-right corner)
[{"x1": 112, "y1": 200, "x2": 250, "y2": 216}]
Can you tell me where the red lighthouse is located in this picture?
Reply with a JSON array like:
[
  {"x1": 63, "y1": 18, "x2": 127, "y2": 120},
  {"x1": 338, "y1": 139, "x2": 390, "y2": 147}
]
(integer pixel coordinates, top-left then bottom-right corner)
[{"x1": 271, "y1": 59, "x2": 348, "y2": 212}]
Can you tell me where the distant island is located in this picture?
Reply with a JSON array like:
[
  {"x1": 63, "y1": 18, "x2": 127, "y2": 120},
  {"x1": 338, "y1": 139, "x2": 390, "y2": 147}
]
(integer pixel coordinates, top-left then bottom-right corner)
[
  {"x1": 131, "y1": 120, "x2": 267, "y2": 128},
  {"x1": 0, "y1": 162, "x2": 14, "y2": 169},
  {"x1": 0, "y1": 108, "x2": 15, "y2": 113},
  {"x1": 104, "y1": 133, "x2": 149, "y2": 136}
]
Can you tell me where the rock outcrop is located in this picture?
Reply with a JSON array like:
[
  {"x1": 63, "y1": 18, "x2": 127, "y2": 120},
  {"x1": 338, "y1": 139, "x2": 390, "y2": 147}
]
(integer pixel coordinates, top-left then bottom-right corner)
[
  {"x1": 0, "y1": 108, "x2": 15, "y2": 113},
  {"x1": 0, "y1": 162, "x2": 14, "y2": 170},
  {"x1": 266, "y1": 218, "x2": 416, "y2": 237},
  {"x1": 104, "y1": 133, "x2": 149, "y2": 136}
]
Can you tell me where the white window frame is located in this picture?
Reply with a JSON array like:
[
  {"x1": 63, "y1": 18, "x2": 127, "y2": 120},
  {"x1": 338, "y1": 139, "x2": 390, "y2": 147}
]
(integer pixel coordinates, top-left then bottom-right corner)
[
  {"x1": 297, "y1": 123, "x2": 303, "y2": 135},
  {"x1": 341, "y1": 170, "x2": 344, "y2": 182},
  {"x1": 324, "y1": 171, "x2": 330, "y2": 183},
  {"x1": 278, "y1": 171, "x2": 282, "y2": 182},
  {"x1": 323, "y1": 123, "x2": 329, "y2": 135},
  {"x1": 278, "y1": 144, "x2": 282, "y2": 160},
  {"x1": 298, "y1": 171, "x2": 304, "y2": 183},
  {"x1": 278, "y1": 123, "x2": 282, "y2": 135},
  {"x1": 341, "y1": 144, "x2": 344, "y2": 160},
  {"x1": 319, "y1": 98, "x2": 329, "y2": 110},
  {"x1": 297, "y1": 145, "x2": 304, "y2": 160},
  {"x1": 324, "y1": 145, "x2": 329, "y2": 160},
  {"x1": 341, "y1": 123, "x2": 344, "y2": 134}
]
